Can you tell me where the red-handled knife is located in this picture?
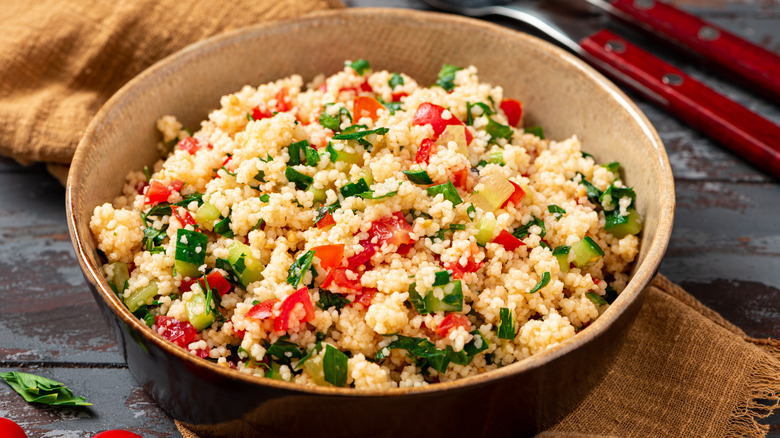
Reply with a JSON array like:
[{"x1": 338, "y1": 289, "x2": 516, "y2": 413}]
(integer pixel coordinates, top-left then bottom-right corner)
[{"x1": 421, "y1": 0, "x2": 780, "y2": 177}]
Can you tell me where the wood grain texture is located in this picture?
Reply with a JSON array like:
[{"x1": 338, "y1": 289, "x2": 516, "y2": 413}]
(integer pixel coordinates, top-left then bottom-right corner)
[{"x1": 1, "y1": 0, "x2": 779, "y2": 436}]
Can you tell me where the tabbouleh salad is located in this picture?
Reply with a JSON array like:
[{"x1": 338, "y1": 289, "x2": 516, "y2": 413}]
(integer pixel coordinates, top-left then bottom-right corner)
[{"x1": 90, "y1": 60, "x2": 642, "y2": 389}]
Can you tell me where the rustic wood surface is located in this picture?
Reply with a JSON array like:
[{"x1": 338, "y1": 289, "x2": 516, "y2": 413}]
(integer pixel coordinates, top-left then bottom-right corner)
[{"x1": 0, "y1": 0, "x2": 778, "y2": 436}]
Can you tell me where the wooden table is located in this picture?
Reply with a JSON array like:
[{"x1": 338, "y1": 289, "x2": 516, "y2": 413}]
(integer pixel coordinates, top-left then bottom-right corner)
[{"x1": 1, "y1": 0, "x2": 778, "y2": 436}]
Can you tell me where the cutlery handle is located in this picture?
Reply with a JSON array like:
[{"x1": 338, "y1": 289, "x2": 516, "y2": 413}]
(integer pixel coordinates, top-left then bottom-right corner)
[
  {"x1": 609, "y1": 0, "x2": 780, "y2": 102},
  {"x1": 580, "y1": 29, "x2": 780, "y2": 177}
]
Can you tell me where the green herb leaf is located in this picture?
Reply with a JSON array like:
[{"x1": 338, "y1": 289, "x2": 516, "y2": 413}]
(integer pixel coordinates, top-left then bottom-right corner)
[
  {"x1": 259, "y1": 194, "x2": 270, "y2": 203},
  {"x1": 317, "y1": 290, "x2": 351, "y2": 311},
  {"x1": 603, "y1": 161, "x2": 621, "y2": 176},
  {"x1": 174, "y1": 229, "x2": 208, "y2": 266},
  {"x1": 347, "y1": 59, "x2": 370, "y2": 76},
  {"x1": 426, "y1": 180, "x2": 462, "y2": 206},
  {"x1": 340, "y1": 178, "x2": 370, "y2": 198},
  {"x1": 604, "y1": 285, "x2": 618, "y2": 304},
  {"x1": 575, "y1": 172, "x2": 603, "y2": 205},
  {"x1": 467, "y1": 204, "x2": 476, "y2": 221},
  {"x1": 433, "y1": 270, "x2": 451, "y2": 287},
  {"x1": 449, "y1": 223, "x2": 466, "y2": 231},
  {"x1": 586, "y1": 292, "x2": 608, "y2": 306},
  {"x1": 466, "y1": 101, "x2": 494, "y2": 125},
  {"x1": 295, "y1": 342, "x2": 324, "y2": 370},
  {"x1": 332, "y1": 127, "x2": 389, "y2": 148},
  {"x1": 319, "y1": 104, "x2": 352, "y2": 132},
  {"x1": 314, "y1": 203, "x2": 340, "y2": 226},
  {"x1": 287, "y1": 250, "x2": 316, "y2": 288},
  {"x1": 402, "y1": 169, "x2": 434, "y2": 185},
  {"x1": 213, "y1": 214, "x2": 234, "y2": 238},
  {"x1": 528, "y1": 272, "x2": 551, "y2": 294},
  {"x1": 497, "y1": 308, "x2": 515, "y2": 340},
  {"x1": 304, "y1": 144, "x2": 321, "y2": 167},
  {"x1": 486, "y1": 118, "x2": 513, "y2": 143},
  {"x1": 548, "y1": 204, "x2": 566, "y2": 220},
  {"x1": 435, "y1": 64, "x2": 461, "y2": 92},
  {"x1": 323, "y1": 345, "x2": 349, "y2": 387},
  {"x1": 377, "y1": 97, "x2": 402, "y2": 114},
  {"x1": 142, "y1": 204, "x2": 172, "y2": 223},
  {"x1": 389, "y1": 73, "x2": 404, "y2": 88},
  {"x1": 356, "y1": 190, "x2": 398, "y2": 200},
  {"x1": 326, "y1": 142, "x2": 339, "y2": 162},
  {"x1": 524, "y1": 126, "x2": 545, "y2": 139},
  {"x1": 143, "y1": 166, "x2": 151, "y2": 183},
  {"x1": 599, "y1": 184, "x2": 636, "y2": 211},
  {"x1": 266, "y1": 336, "x2": 304, "y2": 366},
  {"x1": 285, "y1": 167, "x2": 314, "y2": 190},
  {"x1": 512, "y1": 216, "x2": 546, "y2": 239},
  {"x1": 0, "y1": 372, "x2": 92, "y2": 406},
  {"x1": 173, "y1": 192, "x2": 204, "y2": 208},
  {"x1": 582, "y1": 151, "x2": 595, "y2": 160}
]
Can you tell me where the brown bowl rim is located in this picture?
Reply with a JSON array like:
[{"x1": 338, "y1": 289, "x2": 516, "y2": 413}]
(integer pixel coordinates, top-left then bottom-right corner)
[{"x1": 66, "y1": 7, "x2": 675, "y2": 398}]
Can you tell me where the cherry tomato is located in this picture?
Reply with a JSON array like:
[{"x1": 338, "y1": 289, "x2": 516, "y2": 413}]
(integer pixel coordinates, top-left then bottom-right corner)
[
  {"x1": 252, "y1": 105, "x2": 274, "y2": 121},
  {"x1": 316, "y1": 211, "x2": 336, "y2": 229},
  {"x1": 177, "y1": 137, "x2": 200, "y2": 155},
  {"x1": 499, "y1": 98, "x2": 523, "y2": 127},
  {"x1": 154, "y1": 315, "x2": 196, "y2": 348},
  {"x1": 274, "y1": 287, "x2": 315, "y2": 332},
  {"x1": 353, "y1": 96, "x2": 384, "y2": 122},
  {"x1": 493, "y1": 229, "x2": 525, "y2": 251},
  {"x1": 434, "y1": 314, "x2": 471, "y2": 337},
  {"x1": 245, "y1": 299, "x2": 278, "y2": 320},
  {"x1": 415, "y1": 138, "x2": 435, "y2": 164},
  {"x1": 0, "y1": 418, "x2": 27, "y2": 438},
  {"x1": 93, "y1": 431, "x2": 143, "y2": 438},
  {"x1": 412, "y1": 102, "x2": 473, "y2": 144},
  {"x1": 321, "y1": 267, "x2": 363, "y2": 293},
  {"x1": 313, "y1": 244, "x2": 345, "y2": 271}
]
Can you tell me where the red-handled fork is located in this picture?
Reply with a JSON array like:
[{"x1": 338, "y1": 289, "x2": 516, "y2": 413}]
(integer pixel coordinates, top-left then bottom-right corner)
[{"x1": 421, "y1": 0, "x2": 780, "y2": 177}]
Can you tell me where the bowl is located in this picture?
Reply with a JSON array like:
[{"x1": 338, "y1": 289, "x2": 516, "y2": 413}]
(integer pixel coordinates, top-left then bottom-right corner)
[{"x1": 67, "y1": 8, "x2": 674, "y2": 437}]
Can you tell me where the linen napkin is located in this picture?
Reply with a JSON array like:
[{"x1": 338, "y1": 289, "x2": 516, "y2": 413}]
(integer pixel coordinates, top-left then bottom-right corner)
[
  {"x1": 176, "y1": 274, "x2": 780, "y2": 438},
  {"x1": 0, "y1": 0, "x2": 343, "y2": 185}
]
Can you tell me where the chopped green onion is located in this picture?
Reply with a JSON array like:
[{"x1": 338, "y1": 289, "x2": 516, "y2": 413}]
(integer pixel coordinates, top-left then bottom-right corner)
[
  {"x1": 426, "y1": 181, "x2": 462, "y2": 206},
  {"x1": 527, "y1": 272, "x2": 551, "y2": 294},
  {"x1": 403, "y1": 169, "x2": 434, "y2": 185},
  {"x1": 449, "y1": 223, "x2": 466, "y2": 231},
  {"x1": 497, "y1": 308, "x2": 515, "y2": 340},
  {"x1": 143, "y1": 166, "x2": 151, "y2": 183},
  {"x1": 586, "y1": 292, "x2": 608, "y2": 306},
  {"x1": 435, "y1": 64, "x2": 461, "y2": 92},
  {"x1": 285, "y1": 167, "x2": 314, "y2": 190},
  {"x1": 322, "y1": 345, "x2": 349, "y2": 387},
  {"x1": 287, "y1": 250, "x2": 316, "y2": 288}
]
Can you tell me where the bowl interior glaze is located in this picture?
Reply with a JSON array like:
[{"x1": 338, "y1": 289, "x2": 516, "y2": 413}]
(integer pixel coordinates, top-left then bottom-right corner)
[{"x1": 67, "y1": 8, "x2": 674, "y2": 437}]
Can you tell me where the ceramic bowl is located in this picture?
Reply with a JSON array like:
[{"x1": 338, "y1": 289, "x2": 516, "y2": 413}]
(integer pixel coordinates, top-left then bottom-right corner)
[{"x1": 67, "y1": 8, "x2": 674, "y2": 437}]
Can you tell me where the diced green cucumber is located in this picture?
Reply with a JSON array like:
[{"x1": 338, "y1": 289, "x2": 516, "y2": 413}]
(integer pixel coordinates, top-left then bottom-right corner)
[
  {"x1": 552, "y1": 246, "x2": 570, "y2": 274},
  {"x1": 360, "y1": 169, "x2": 374, "y2": 187},
  {"x1": 475, "y1": 214, "x2": 497, "y2": 246},
  {"x1": 195, "y1": 202, "x2": 221, "y2": 231},
  {"x1": 307, "y1": 186, "x2": 327, "y2": 205},
  {"x1": 185, "y1": 291, "x2": 216, "y2": 332},
  {"x1": 125, "y1": 282, "x2": 158, "y2": 313},
  {"x1": 436, "y1": 124, "x2": 468, "y2": 156},
  {"x1": 332, "y1": 144, "x2": 363, "y2": 166},
  {"x1": 266, "y1": 360, "x2": 287, "y2": 381},
  {"x1": 469, "y1": 174, "x2": 513, "y2": 212},
  {"x1": 425, "y1": 280, "x2": 463, "y2": 313},
  {"x1": 109, "y1": 262, "x2": 130, "y2": 294},
  {"x1": 175, "y1": 260, "x2": 202, "y2": 279},
  {"x1": 408, "y1": 280, "x2": 463, "y2": 314},
  {"x1": 605, "y1": 209, "x2": 642, "y2": 238},
  {"x1": 488, "y1": 149, "x2": 505, "y2": 166},
  {"x1": 302, "y1": 353, "x2": 329, "y2": 386},
  {"x1": 571, "y1": 237, "x2": 604, "y2": 268},
  {"x1": 227, "y1": 241, "x2": 264, "y2": 287}
]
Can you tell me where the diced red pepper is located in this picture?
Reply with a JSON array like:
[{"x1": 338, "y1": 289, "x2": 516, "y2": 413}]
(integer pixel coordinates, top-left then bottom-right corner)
[
  {"x1": 154, "y1": 315, "x2": 197, "y2": 348},
  {"x1": 180, "y1": 278, "x2": 196, "y2": 293},
  {"x1": 493, "y1": 229, "x2": 525, "y2": 251},
  {"x1": 313, "y1": 244, "x2": 345, "y2": 271},
  {"x1": 274, "y1": 287, "x2": 315, "y2": 332},
  {"x1": 434, "y1": 313, "x2": 471, "y2": 337},
  {"x1": 246, "y1": 299, "x2": 279, "y2": 320},
  {"x1": 178, "y1": 137, "x2": 201, "y2": 155},
  {"x1": 169, "y1": 179, "x2": 184, "y2": 192},
  {"x1": 397, "y1": 242, "x2": 414, "y2": 256},
  {"x1": 501, "y1": 181, "x2": 526, "y2": 208},
  {"x1": 499, "y1": 98, "x2": 523, "y2": 127},
  {"x1": 415, "y1": 138, "x2": 435, "y2": 164},
  {"x1": 354, "y1": 96, "x2": 384, "y2": 122},
  {"x1": 391, "y1": 91, "x2": 408, "y2": 102},
  {"x1": 321, "y1": 267, "x2": 363, "y2": 293},
  {"x1": 317, "y1": 212, "x2": 336, "y2": 229},
  {"x1": 338, "y1": 79, "x2": 373, "y2": 94},
  {"x1": 412, "y1": 102, "x2": 473, "y2": 144},
  {"x1": 353, "y1": 287, "x2": 376, "y2": 308},
  {"x1": 199, "y1": 271, "x2": 232, "y2": 296},
  {"x1": 445, "y1": 246, "x2": 484, "y2": 280},
  {"x1": 451, "y1": 167, "x2": 468, "y2": 190},
  {"x1": 252, "y1": 106, "x2": 274, "y2": 121},
  {"x1": 274, "y1": 88, "x2": 292, "y2": 113},
  {"x1": 346, "y1": 242, "x2": 376, "y2": 268},
  {"x1": 172, "y1": 207, "x2": 197, "y2": 228},
  {"x1": 144, "y1": 180, "x2": 175, "y2": 205}
]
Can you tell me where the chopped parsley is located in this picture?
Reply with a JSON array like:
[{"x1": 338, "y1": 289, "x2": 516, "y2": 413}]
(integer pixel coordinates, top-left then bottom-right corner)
[
  {"x1": 375, "y1": 331, "x2": 488, "y2": 373},
  {"x1": 486, "y1": 118, "x2": 513, "y2": 143},
  {"x1": 466, "y1": 101, "x2": 494, "y2": 125},
  {"x1": 548, "y1": 204, "x2": 566, "y2": 220},
  {"x1": 389, "y1": 73, "x2": 405, "y2": 88},
  {"x1": 266, "y1": 336, "x2": 305, "y2": 366},
  {"x1": 435, "y1": 64, "x2": 461, "y2": 92},
  {"x1": 512, "y1": 216, "x2": 546, "y2": 239},
  {"x1": 527, "y1": 272, "x2": 551, "y2": 294},
  {"x1": 317, "y1": 290, "x2": 351, "y2": 311},
  {"x1": 174, "y1": 229, "x2": 208, "y2": 266},
  {"x1": 314, "y1": 203, "x2": 340, "y2": 225},
  {"x1": 426, "y1": 180, "x2": 463, "y2": 206},
  {"x1": 287, "y1": 250, "x2": 316, "y2": 288},
  {"x1": 340, "y1": 178, "x2": 370, "y2": 198},
  {"x1": 319, "y1": 104, "x2": 352, "y2": 132},
  {"x1": 326, "y1": 142, "x2": 339, "y2": 162},
  {"x1": 213, "y1": 213, "x2": 234, "y2": 238},
  {"x1": 346, "y1": 59, "x2": 370, "y2": 76},
  {"x1": 524, "y1": 126, "x2": 544, "y2": 139},
  {"x1": 285, "y1": 167, "x2": 314, "y2": 190},
  {"x1": 323, "y1": 345, "x2": 349, "y2": 387},
  {"x1": 332, "y1": 127, "x2": 389, "y2": 148},
  {"x1": 575, "y1": 172, "x2": 603, "y2": 205},
  {"x1": 402, "y1": 169, "x2": 434, "y2": 185}
]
